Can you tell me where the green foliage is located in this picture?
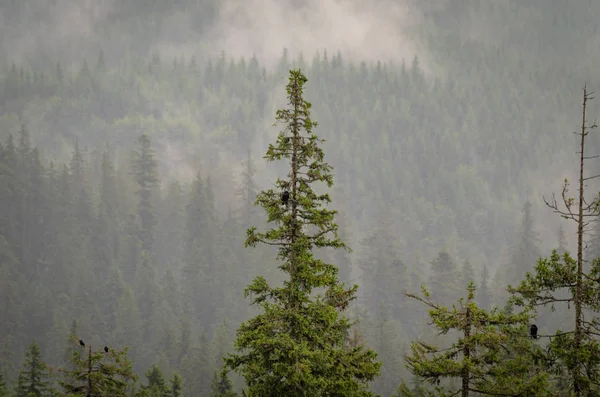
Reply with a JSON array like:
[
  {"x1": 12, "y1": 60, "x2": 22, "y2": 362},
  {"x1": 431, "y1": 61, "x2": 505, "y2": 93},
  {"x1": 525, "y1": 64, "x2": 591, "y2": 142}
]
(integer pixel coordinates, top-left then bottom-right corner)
[
  {"x1": 169, "y1": 373, "x2": 183, "y2": 397},
  {"x1": 211, "y1": 370, "x2": 236, "y2": 397},
  {"x1": 138, "y1": 365, "x2": 169, "y2": 397},
  {"x1": 14, "y1": 342, "x2": 55, "y2": 397},
  {"x1": 508, "y1": 201, "x2": 541, "y2": 287},
  {"x1": 509, "y1": 88, "x2": 600, "y2": 396},
  {"x1": 402, "y1": 283, "x2": 550, "y2": 396},
  {"x1": 224, "y1": 69, "x2": 381, "y2": 396},
  {"x1": 0, "y1": 369, "x2": 9, "y2": 397},
  {"x1": 1, "y1": 5, "x2": 600, "y2": 395},
  {"x1": 510, "y1": 250, "x2": 600, "y2": 394},
  {"x1": 133, "y1": 133, "x2": 159, "y2": 253},
  {"x1": 58, "y1": 335, "x2": 137, "y2": 397}
]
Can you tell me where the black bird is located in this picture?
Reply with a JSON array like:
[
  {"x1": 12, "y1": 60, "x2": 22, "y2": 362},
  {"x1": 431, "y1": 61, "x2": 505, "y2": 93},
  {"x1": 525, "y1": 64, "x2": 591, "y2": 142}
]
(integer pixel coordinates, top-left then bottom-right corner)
[
  {"x1": 282, "y1": 190, "x2": 289, "y2": 205},
  {"x1": 530, "y1": 324, "x2": 538, "y2": 340},
  {"x1": 79, "y1": 339, "x2": 85, "y2": 347},
  {"x1": 104, "y1": 346, "x2": 109, "y2": 353}
]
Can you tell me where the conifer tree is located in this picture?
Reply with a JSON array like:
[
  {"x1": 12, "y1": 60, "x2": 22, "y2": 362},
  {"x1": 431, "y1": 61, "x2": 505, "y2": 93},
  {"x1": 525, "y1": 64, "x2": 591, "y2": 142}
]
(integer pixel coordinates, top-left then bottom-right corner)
[
  {"x1": 58, "y1": 335, "x2": 137, "y2": 397},
  {"x1": 169, "y1": 373, "x2": 183, "y2": 397},
  {"x1": 508, "y1": 200, "x2": 541, "y2": 287},
  {"x1": 237, "y1": 148, "x2": 259, "y2": 228},
  {"x1": 15, "y1": 342, "x2": 55, "y2": 397},
  {"x1": 223, "y1": 69, "x2": 381, "y2": 396},
  {"x1": 0, "y1": 369, "x2": 8, "y2": 397},
  {"x1": 428, "y1": 251, "x2": 460, "y2": 303},
  {"x1": 398, "y1": 283, "x2": 550, "y2": 397},
  {"x1": 210, "y1": 370, "x2": 236, "y2": 397},
  {"x1": 132, "y1": 134, "x2": 159, "y2": 253},
  {"x1": 139, "y1": 365, "x2": 169, "y2": 397},
  {"x1": 557, "y1": 223, "x2": 568, "y2": 255},
  {"x1": 509, "y1": 87, "x2": 600, "y2": 396},
  {"x1": 477, "y1": 264, "x2": 492, "y2": 310}
]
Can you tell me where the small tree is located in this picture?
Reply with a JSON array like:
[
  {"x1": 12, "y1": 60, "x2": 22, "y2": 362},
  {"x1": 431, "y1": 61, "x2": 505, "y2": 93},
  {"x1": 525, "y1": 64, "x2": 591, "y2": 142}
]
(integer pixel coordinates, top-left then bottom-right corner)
[
  {"x1": 223, "y1": 69, "x2": 381, "y2": 396},
  {"x1": 210, "y1": 370, "x2": 236, "y2": 397},
  {"x1": 397, "y1": 283, "x2": 550, "y2": 397},
  {"x1": 14, "y1": 342, "x2": 55, "y2": 397},
  {"x1": 138, "y1": 365, "x2": 169, "y2": 397},
  {"x1": 169, "y1": 373, "x2": 183, "y2": 397},
  {"x1": 0, "y1": 369, "x2": 9, "y2": 397},
  {"x1": 509, "y1": 86, "x2": 600, "y2": 396},
  {"x1": 58, "y1": 335, "x2": 137, "y2": 397}
]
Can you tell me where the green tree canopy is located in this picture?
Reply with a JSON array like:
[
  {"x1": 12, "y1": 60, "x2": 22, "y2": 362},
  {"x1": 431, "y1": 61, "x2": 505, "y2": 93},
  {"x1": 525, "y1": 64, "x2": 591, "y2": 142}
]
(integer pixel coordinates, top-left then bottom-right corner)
[{"x1": 223, "y1": 69, "x2": 381, "y2": 396}]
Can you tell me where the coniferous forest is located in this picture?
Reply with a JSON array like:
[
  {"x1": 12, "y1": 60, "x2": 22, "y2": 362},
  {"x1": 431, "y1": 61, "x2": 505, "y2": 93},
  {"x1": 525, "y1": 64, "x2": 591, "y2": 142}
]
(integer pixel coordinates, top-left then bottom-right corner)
[{"x1": 1, "y1": 0, "x2": 600, "y2": 396}]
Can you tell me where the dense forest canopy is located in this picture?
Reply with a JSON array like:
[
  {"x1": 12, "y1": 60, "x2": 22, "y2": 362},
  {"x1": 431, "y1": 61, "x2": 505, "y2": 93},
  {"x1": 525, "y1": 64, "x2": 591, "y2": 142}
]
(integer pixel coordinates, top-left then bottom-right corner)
[{"x1": 1, "y1": 0, "x2": 600, "y2": 396}]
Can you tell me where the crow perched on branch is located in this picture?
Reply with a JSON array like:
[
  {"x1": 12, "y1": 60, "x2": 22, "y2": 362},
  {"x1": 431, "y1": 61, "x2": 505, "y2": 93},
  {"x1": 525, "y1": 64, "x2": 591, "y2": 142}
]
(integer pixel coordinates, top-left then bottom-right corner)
[
  {"x1": 282, "y1": 190, "x2": 289, "y2": 205},
  {"x1": 79, "y1": 340, "x2": 85, "y2": 347},
  {"x1": 530, "y1": 324, "x2": 538, "y2": 339},
  {"x1": 104, "y1": 346, "x2": 109, "y2": 353}
]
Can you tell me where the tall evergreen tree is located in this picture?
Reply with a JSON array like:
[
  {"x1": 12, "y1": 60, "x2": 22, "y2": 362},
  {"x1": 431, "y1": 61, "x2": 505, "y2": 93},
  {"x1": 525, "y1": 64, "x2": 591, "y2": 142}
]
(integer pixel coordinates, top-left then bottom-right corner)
[
  {"x1": 0, "y1": 369, "x2": 9, "y2": 397},
  {"x1": 358, "y1": 206, "x2": 406, "y2": 318},
  {"x1": 170, "y1": 373, "x2": 183, "y2": 397},
  {"x1": 223, "y1": 69, "x2": 381, "y2": 396},
  {"x1": 510, "y1": 87, "x2": 600, "y2": 396},
  {"x1": 477, "y1": 263, "x2": 492, "y2": 310},
  {"x1": 210, "y1": 370, "x2": 236, "y2": 397},
  {"x1": 428, "y1": 251, "x2": 460, "y2": 303},
  {"x1": 508, "y1": 200, "x2": 541, "y2": 287},
  {"x1": 237, "y1": 148, "x2": 259, "y2": 227},
  {"x1": 139, "y1": 365, "x2": 169, "y2": 397},
  {"x1": 132, "y1": 134, "x2": 159, "y2": 253}
]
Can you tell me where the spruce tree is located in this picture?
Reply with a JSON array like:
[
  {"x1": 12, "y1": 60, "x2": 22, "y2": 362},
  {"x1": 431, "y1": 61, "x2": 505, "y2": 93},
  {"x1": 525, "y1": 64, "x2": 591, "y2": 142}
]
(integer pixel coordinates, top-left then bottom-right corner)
[
  {"x1": 508, "y1": 200, "x2": 541, "y2": 287},
  {"x1": 0, "y1": 369, "x2": 8, "y2": 397},
  {"x1": 223, "y1": 69, "x2": 381, "y2": 396},
  {"x1": 557, "y1": 223, "x2": 568, "y2": 255},
  {"x1": 398, "y1": 283, "x2": 550, "y2": 397},
  {"x1": 58, "y1": 335, "x2": 137, "y2": 397},
  {"x1": 15, "y1": 342, "x2": 55, "y2": 397},
  {"x1": 139, "y1": 365, "x2": 169, "y2": 397},
  {"x1": 169, "y1": 373, "x2": 183, "y2": 397},
  {"x1": 509, "y1": 87, "x2": 600, "y2": 396},
  {"x1": 132, "y1": 134, "x2": 159, "y2": 253},
  {"x1": 210, "y1": 370, "x2": 236, "y2": 397}
]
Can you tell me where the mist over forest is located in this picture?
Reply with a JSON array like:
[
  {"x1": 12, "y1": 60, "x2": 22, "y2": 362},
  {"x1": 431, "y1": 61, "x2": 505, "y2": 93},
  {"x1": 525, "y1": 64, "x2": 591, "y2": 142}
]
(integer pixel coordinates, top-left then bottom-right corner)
[{"x1": 1, "y1": 0, "x2": 600, "y2": 396}]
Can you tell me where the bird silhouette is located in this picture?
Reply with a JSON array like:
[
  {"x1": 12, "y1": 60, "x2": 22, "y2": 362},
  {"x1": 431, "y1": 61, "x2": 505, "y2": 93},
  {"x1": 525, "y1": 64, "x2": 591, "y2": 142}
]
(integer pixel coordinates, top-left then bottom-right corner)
[
  {"x1": 530, "y1": 324, "x2": 538, "y2": 339},
  {"x1": 104, "y1": 346, "x2": 109, "y2": 353},
  {"x1": 282, "y1": 190, "x2": 289, "y2": 205},
  {"x1": 78, "y1": 339, "x2": 85, "y2": 347}
]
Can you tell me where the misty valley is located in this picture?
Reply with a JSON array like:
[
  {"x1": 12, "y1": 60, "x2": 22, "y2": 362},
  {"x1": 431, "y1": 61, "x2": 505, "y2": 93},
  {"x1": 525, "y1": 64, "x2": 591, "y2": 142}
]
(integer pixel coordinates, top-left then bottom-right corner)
[{"x1": 1, "y1": 0, "x2": 600, "y2": 396}]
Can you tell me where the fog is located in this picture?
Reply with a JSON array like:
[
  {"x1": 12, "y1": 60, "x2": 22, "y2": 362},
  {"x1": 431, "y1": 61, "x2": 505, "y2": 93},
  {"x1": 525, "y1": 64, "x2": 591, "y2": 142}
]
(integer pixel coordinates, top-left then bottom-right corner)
[{"x1": 1, "y1": 1, "x2": 600, "y2": 395}]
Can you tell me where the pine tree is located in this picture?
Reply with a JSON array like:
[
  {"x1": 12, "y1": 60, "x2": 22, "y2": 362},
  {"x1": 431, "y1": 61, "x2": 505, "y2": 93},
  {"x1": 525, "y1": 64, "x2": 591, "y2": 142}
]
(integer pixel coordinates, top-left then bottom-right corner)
[
  {"x1": 139, "y1": 365, "x2": 169, "y2": 397},
  {"x1": 169, "y1": 373, "x2": 183, "y2": 397},
  {"x1": 237, "y1": 148, "x2": 259, "y2": 228},
  {"x1": 428, "y1": 251, "x2": 460, "y2": 303},
  {"x1": 508, "y1": 200, "x2": 541, "y2": 287},
  {"x1": 15, "y1": 342, "x2": 55, "y2": 397},
  {"x1": 223, "y1": 69, "x2": 380, "y2": 396},
  {"x1": 58, "y1": 335, "x2": 137, "y2": 397},
  {"x1": 398, "y1": 283, "x2": 550, "y2": 396},
  {"x1": 210, "y1": 370, "x2": 236, "y2": 397},
  {"x1": 132, "y1": 134, "x2": 159, "y2": 253},
  {"x1": 509, "y1": 87, "x2": 600, "y2": 396},
  {"x1": 0, "y1": 369, "x2": 8, "y2": 397},
  {"x1": 558, "y1": 223, "x2": 569, "y2": 255},
  {"x1": 358, "y1": 207, "x2": 406, "y2": 318},
  {"x1": 477, "y1": 263, "x2": 492, "y2": 310}
]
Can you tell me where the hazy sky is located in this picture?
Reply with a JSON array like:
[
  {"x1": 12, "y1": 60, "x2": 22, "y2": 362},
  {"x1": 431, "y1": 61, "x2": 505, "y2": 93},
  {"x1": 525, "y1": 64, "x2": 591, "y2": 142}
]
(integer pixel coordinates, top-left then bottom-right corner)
[{"x1": 1, "y1": 0, "x2": 434, "y2": 71}]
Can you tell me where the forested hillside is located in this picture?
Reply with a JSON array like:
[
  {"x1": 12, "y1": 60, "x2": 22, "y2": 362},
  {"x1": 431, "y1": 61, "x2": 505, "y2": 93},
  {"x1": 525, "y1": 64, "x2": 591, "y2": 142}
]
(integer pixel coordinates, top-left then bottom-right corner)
[{"x1": 1, "y1": 0, "x2": 600, "y2": 396}]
